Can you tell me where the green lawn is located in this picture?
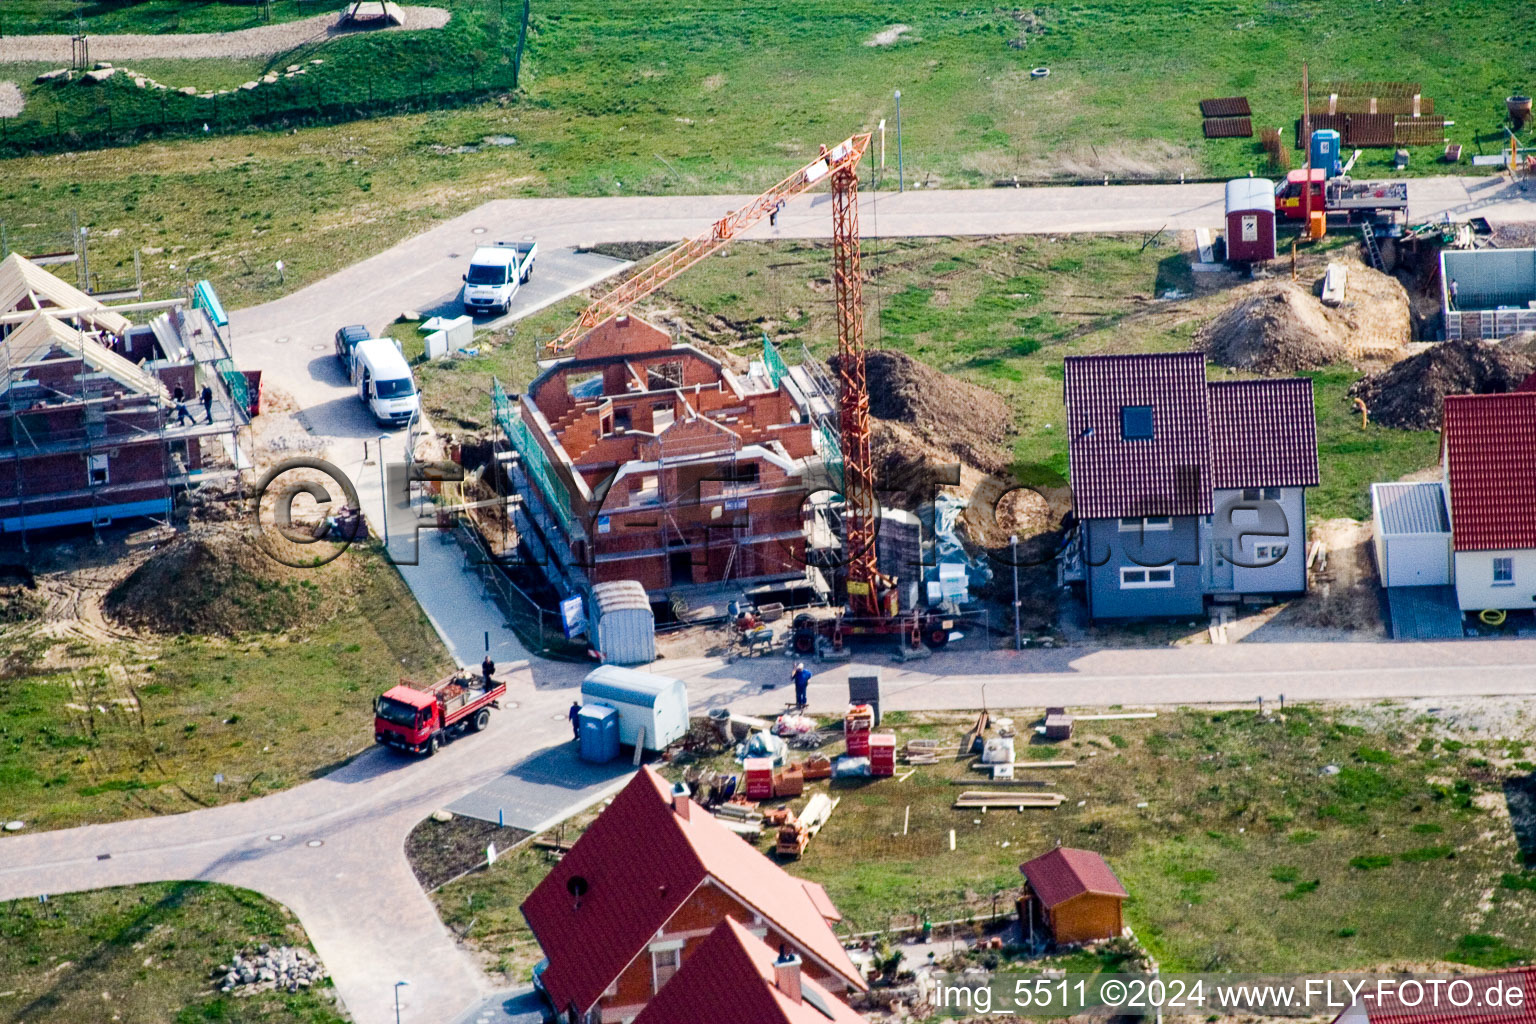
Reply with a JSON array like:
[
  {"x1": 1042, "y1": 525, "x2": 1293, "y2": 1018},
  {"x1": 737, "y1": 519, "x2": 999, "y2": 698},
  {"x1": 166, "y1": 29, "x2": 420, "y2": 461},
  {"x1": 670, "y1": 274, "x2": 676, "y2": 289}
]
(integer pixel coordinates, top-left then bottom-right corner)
[
  {"x1": 430, "y1": 707, "x2": 1536, "y2": 975},
  {"x1": 0, "y1": 882, "x2": 345, "y2": 1024},
  {"x1": 412, "y1": 234, "x2": 1440, "y2": 522},
  {"x1": 3, "y1": 0, "x2": 354, "y2": 35},
  {"x1": 0, "y1": 544, "x2": 452, "y2": 832},
  {"x1": 1, "y1": 0, "x2": 1532, "y2": 309}
]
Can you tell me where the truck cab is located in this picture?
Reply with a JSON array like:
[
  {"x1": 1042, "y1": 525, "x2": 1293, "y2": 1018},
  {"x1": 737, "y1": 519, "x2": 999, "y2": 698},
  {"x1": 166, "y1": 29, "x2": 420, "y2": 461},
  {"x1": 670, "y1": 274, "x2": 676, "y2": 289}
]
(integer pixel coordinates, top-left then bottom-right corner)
[
  {"x1": 350, "y1": 338, "x2": 420, "y2": 428},
  {"x1": 1274, "y1": 169, "x2": 1329, "y2": 220},
  {"x1": 462, "y1": 242, "x2": 536, "y2": 317},
  {"x1": 374, "y1": 686, "x2": 440, "y2": 753}
]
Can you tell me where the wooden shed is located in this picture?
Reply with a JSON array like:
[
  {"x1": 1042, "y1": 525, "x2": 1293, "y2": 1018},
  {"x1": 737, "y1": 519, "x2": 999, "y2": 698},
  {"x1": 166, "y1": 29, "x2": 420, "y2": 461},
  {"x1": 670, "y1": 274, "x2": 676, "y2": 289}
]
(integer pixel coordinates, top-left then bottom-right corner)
[
  {"x1": 1019, "y1": 847, "x2": 1127, "y2": 945},
  {"x1": 1224, "y1": 177, "x2": 1277, "y2": 263}
]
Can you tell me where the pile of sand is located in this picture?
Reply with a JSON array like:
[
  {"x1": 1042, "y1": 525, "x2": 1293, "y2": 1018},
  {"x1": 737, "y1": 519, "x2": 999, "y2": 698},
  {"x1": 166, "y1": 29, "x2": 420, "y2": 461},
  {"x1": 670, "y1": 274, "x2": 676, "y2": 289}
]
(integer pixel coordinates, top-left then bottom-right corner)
[
  {"x1": 104, "y1": 531, "x2": 326, "y2": 634},
  {"x1": 832, "y1": 349, "x2": 1012, "y2": 473},
  {"x1": 1196, "y1": 280, "x2": 1348, "y2": 372},
  {"x1": 1350, "y1": 341, "x2": 1535, "y2": 430},
  {"x1": 1198, "y1": 261, "x2": 1411, "y2": 372}
]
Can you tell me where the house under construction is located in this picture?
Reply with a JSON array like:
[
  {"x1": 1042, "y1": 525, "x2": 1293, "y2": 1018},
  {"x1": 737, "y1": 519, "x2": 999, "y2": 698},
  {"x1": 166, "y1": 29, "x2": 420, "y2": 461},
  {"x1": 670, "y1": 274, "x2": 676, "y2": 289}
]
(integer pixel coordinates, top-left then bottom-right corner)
[
  {"x1": 494, "y1": 314, "x2": 839, "y2": 603},
  {"x1": 0, "y1": 253, "x2": 249, "y2": 537}
]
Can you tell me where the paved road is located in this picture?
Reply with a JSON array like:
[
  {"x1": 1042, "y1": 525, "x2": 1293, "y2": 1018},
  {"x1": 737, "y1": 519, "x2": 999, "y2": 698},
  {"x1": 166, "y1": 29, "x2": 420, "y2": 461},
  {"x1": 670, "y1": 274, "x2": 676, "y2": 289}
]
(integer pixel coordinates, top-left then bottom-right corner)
[{"x1": 10, "y1": 178, "x2": 1536, "y2": 1024}]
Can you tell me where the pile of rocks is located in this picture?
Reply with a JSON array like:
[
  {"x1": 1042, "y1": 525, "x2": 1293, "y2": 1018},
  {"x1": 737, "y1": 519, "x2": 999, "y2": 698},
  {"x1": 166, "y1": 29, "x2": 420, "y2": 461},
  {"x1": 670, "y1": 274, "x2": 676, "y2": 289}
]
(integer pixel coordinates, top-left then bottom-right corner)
[
  {"x1": 212, "y1": 944, "x2": 328, "y2": 995},
  {"x1": 35, "y1": 59, "x2": 325, "y2": 99}
]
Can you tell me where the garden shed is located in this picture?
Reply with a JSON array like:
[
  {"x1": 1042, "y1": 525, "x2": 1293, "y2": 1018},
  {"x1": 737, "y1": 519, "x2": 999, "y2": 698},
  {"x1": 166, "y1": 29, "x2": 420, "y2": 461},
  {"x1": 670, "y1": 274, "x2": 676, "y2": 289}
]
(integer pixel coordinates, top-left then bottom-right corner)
[
  {"x1": 580, "y1": 665, "x2": 689, "y2": 751},
  {"x1": 590, "y1": 580, "x2": 655, "y2": 665},
  {"x1": 1019, "y1": 847, "x2": 1127, "y2": 945}
]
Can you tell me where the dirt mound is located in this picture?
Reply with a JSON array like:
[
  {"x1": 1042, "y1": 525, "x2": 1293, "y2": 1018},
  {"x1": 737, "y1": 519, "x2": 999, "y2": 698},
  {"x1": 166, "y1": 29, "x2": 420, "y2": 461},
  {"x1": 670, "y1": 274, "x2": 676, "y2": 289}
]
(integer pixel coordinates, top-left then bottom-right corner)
[
  {"x1": 1197, "y1": 280, "x2": 1348, "y2": 371},
  {"x1": 832, "y1": 350, "x2": 1012, "y2": 473},
  {"x1": 1350, "y1": 341, "x2": 1535, "y2": 430},
  {"x1": 1324, "y1": 258, "x2": 1413, "y2": 357},
  {"x1": 104, "y1": 531, "x2": 326, "y2": 635}
]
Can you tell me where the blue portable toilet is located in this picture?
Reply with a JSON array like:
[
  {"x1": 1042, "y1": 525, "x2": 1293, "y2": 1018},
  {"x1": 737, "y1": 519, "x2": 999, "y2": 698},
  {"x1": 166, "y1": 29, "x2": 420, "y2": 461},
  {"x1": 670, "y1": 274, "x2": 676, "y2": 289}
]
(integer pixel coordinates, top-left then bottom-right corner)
[
  {"x1": 578, "y1": 704, "x2": 620, "y2": 764},
  {"x1": 1310, "y1": 129, "x2": 1342, "y2": 178}
]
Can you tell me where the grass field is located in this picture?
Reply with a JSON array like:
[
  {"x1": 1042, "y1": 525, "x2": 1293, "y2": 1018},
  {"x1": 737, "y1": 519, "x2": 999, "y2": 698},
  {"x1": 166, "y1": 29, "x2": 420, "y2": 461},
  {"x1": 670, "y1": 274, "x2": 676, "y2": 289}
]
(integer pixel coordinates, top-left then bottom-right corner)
[
  {"x1": 432, "y1": 706, "x2": 1536, "y2": 975},
  {"x1": 1, "y1": 1, "x2": 1532, "y2": 309},
  {"x1": 412, "y1": 233, "x2": 1440, "y2": 523},
  {"x1": 0, "y1": 881, "x2": 344, "y2": 1024},
  {"x1": 0, "y1": 541, "x2": 452, "y2": 832}
]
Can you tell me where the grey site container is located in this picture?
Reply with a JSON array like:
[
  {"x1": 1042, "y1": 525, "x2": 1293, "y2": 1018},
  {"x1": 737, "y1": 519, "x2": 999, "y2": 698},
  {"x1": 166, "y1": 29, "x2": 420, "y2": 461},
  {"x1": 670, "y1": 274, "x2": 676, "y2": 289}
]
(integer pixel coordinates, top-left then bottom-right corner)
[{"x1": 591, "y1": 580, "x2": 656, "y2": 665}]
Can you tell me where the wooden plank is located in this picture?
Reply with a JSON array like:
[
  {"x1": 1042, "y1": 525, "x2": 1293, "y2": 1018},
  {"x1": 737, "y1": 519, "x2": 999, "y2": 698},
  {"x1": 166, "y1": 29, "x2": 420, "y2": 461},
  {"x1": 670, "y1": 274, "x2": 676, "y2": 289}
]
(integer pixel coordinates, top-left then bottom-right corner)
[{"x1": 1072, "y1": 712, "x2": 1156, "y2": 722}]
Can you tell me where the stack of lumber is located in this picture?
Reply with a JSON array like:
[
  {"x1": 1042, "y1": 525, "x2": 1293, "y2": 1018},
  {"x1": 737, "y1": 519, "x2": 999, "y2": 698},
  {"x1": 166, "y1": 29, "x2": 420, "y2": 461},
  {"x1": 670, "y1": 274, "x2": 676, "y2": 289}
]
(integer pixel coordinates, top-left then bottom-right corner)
[
  {"x1": 713, "y1": 800, "x2": 763, "y2": 834},
  {"x1": 904, "y1": 738, "x2": 942, "y2": 765},
  {"x1": 953, "y1": 790, "x2": 1065, "y2": 810}
]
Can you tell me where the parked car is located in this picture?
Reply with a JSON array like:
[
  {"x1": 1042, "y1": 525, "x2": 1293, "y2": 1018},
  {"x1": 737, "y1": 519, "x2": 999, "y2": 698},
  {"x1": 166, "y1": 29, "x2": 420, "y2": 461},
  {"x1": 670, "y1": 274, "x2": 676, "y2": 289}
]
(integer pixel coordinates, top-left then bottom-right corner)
[{"x1": 334, "y1": 323, "x2": 371, "y2": 368}]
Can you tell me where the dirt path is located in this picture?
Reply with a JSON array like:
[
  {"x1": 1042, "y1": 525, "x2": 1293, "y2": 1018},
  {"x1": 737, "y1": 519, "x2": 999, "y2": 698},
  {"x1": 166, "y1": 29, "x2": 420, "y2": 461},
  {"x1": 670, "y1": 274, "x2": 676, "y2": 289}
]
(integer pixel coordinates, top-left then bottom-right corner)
[{"x1": 0, "y1": 6, "x2": 451, "y2": 63}]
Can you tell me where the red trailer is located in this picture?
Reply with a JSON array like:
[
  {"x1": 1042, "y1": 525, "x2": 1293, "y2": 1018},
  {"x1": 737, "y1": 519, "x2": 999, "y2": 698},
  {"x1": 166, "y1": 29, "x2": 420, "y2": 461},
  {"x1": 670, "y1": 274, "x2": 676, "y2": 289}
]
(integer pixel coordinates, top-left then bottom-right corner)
[
  {"x1": 1225, "y1": 178, "x2": 1277, "y2": 263},
  {"x1": 374, "y1": 672, "x2": 506, "y2": 756}
]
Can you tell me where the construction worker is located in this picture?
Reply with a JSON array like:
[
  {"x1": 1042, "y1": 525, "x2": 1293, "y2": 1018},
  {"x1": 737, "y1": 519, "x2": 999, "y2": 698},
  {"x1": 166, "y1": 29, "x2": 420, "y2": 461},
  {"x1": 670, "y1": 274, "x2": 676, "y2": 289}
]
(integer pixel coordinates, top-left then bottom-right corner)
[
  {"x1": 480, "y1": 653, "x2": 495, "y2": 689},
  {"x1": 1449, "y1": 279, "x2": 1460, "y2": 309},
  {"x1": 172, "y1": 385, "x2": 190, "y2": 426},
  {"x1": 200, "y1": 384, "x2": 215, "y2": 424},
  {"x1": 568, "y1": 701, "x2": 582, "y2": 740},
  {"x1": 791, "y1": 662, "x2": 811, "y2": 708}
]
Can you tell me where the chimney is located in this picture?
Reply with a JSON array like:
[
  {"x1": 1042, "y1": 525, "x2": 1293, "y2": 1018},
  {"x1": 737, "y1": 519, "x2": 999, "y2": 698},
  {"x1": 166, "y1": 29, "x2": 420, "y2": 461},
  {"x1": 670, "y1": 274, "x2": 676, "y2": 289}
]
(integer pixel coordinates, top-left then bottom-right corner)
[
  {"x1": 671, "y1": 781, "x2": 691, "y2": 821},
  {"x1": 774, "y1": 945, "x2": 802, "y2": 1004}
]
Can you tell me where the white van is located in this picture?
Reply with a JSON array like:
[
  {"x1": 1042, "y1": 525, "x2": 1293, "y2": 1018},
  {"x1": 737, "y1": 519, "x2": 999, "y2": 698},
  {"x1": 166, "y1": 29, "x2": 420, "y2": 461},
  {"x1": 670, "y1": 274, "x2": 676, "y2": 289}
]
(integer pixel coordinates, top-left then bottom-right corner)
[{"x1": 351, "y1": 338, "x2": 420, "y2": 428}]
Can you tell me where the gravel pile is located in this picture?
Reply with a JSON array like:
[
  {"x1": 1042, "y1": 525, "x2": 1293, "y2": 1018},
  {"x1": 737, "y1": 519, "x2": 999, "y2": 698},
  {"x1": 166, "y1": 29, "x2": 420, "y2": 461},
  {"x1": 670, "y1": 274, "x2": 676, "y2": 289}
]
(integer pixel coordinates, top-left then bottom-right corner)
[{"x1": 213, "y1": 944, "x2": 327, "y2": 995}]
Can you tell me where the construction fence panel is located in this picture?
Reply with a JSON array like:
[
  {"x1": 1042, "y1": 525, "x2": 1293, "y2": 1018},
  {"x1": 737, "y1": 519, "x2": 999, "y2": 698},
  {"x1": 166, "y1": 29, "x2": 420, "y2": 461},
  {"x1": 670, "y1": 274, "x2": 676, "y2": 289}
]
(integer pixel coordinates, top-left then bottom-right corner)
[
  {"x1": 762, "y1": 333, "x2": 789, "y2": 388},
  {"x1": 492, "y1": 377, "x2": 579, "y2": 538}
]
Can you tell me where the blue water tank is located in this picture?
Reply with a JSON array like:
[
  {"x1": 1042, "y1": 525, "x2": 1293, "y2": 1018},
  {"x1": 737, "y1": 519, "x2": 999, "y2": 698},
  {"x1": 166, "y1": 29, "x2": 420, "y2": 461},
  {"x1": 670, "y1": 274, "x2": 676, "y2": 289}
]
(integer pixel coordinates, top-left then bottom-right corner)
[
  {"x1": 1310, "y1": 129, "x2": 1342, "y2": 178},
  {"x1": 578, "y1": 704, "x2": 620, "y2": 764}
]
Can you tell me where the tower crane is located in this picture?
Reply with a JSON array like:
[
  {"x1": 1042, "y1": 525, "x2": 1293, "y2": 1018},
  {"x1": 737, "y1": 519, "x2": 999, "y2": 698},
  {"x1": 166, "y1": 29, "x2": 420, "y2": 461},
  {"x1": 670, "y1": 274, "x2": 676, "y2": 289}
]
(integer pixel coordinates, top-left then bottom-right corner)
[{"x1": 545, "y1": 132, "x2": 950, "y2": 654}]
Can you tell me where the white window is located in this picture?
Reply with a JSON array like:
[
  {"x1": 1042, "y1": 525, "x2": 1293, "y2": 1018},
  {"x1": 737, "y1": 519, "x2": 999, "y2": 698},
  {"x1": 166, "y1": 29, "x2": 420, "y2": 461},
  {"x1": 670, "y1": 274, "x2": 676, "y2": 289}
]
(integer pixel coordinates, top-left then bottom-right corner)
[
  {"x1": 1118, "y1": 516, "x2": 1172, "y2": 532},
  {"x1": 1493, "y1": 557, "x2": 1514, "y2": 586},
  {"x1": 88, "y1": 453, "x2": 109, "y2": 485},
  {"x1": 1120, "y1": 567, "x2": 1174, "y2": 589},
  {"x1": 651, "y1": 946, "x2": 681, "y2": 991}
]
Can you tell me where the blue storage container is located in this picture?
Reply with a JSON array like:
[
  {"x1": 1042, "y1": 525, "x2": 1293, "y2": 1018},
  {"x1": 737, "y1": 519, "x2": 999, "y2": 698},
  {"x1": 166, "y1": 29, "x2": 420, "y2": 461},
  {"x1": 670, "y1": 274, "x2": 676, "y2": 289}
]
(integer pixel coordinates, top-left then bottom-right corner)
[
  {"x1": 578, "y1": 704, "x2": 620, "y2": 764},
  {"x1": 1310, "y1": 129, "x2": 1341, "y2": 179}
]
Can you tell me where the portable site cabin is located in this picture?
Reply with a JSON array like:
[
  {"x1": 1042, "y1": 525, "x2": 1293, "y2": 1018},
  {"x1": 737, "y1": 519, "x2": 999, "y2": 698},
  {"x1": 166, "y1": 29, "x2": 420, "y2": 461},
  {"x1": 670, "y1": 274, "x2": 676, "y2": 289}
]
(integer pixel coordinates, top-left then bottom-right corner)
[
  {"x1": 590, "y1": 580, "x2": 656, "y2": 665},
  {"x1": 1225, "y1": 178, "x2": 1277, "y2": 263},
  {"x1": 580, "y1": 665, "x2": 688, "y2": 751},
  {"x1": 1370, "y1": 482, "x2": 1452, "y2": 587}
]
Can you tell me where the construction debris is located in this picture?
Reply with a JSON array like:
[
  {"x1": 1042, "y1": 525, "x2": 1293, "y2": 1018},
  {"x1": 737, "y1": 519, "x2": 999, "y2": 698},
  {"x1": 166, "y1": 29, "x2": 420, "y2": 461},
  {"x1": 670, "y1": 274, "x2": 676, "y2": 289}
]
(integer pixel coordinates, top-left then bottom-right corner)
[
  {"x1": 953, "y1": 791, "x2": 1066, "y2": 809},
  {"x1": 776, "y1": 793, "x2": 838, "y2": 858}
]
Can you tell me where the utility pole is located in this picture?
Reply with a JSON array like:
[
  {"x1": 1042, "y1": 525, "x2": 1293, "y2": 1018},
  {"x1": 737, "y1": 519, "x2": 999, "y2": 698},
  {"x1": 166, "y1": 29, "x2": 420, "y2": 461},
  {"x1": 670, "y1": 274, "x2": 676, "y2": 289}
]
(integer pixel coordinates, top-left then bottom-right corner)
[
  {"x1": 1010, "y1": 533, "x2": 1020, "y2": 650},
  {"x1": 1301, "y1": 61, "x2": 1312, "y2": 237},
  {"x1": 894, "y1": 90, "x2": 904, "y2": 193},
  {"x1": 377, "y1": 434, "x2": 390, "y2": 546}
]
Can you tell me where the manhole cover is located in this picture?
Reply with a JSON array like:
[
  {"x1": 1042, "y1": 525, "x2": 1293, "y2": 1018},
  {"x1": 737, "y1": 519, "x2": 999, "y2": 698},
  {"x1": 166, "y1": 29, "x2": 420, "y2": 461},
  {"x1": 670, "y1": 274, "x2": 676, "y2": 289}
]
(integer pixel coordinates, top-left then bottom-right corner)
[
  {"x1": 471, "y1": 226, "x2": 487, "y2": 235},
  {"x1": 447, "y1": 252, "x2": 461, "y2": 259},
  {"x1": 500, "y1": 701, "x2": 519, "y2": 711},
  {"x1": 311, "y1": 344, "x2": 328, "y2": 353},
  {"x1": 306, "y1": 839, "x2": 324, "y2": 848},
  {"x1": 550, "y1": 713, "x2": 568, "y2": 721},
  {"x1": 274, "y1": 337, "x2": 290, "y2": 345},
  {"x1": 267, "y1": 834, "x2": 284, "y2": 842}
]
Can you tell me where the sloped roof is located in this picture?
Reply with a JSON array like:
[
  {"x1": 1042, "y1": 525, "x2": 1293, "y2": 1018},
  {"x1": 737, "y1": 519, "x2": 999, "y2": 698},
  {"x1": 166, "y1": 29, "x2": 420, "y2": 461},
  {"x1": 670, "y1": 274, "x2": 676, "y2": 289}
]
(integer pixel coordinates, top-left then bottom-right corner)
[
  {"x1": 1338, "y1": 968, "x2": 1536, "y2": 1024},
  {"x1": 0, "y1": 252, "x2": 132, "y2": 335},
  {"x1": 521, "y1": 767, "x2": 862, "y2": 1016},
  {"x1": 3, "y1": 313, "x2": 168, "y2": 402},
  {"x1": 1208, "y1": 378, "x2": 1319, "y2": 488},
  {"x1": 1020, "y1": 847, "x2": 1127, "y2": 908},
  {"x1": 632, "y1": 919, "x2": 866, "y2": 1024},
  {"x1": 1441, "y1": 392, "x2": 1536, "y2": 552},
  {"x1": 1064, "y1": 353, "x2": 1213, "y2": 518}
]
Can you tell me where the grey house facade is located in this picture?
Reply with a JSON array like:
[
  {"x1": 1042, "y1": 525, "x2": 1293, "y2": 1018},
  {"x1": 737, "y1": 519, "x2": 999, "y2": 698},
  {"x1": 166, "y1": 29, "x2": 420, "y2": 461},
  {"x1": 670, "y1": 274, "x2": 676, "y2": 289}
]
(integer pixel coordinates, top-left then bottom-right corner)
[{"x1": 1061, "y1": 354, "x2": 1318, "y2": 621}]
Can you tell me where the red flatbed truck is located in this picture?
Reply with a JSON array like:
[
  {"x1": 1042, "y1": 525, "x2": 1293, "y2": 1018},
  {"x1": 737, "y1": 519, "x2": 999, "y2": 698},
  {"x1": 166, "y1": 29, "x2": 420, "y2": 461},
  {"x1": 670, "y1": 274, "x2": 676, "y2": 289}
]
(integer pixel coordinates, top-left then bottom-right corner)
[
  {"x1": 374, "y1": 673, "x2": 505, "y2": 756},
  {"x1": 1275, "y1": 169, "x2": 1408, "y2": 224}
]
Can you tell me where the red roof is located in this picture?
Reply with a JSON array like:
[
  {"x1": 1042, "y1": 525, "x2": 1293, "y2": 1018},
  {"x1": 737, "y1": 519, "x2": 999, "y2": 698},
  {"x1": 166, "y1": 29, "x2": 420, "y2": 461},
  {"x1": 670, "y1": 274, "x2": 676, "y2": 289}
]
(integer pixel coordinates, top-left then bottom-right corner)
[
  {"x1": 1064, "y1": 353, "x2": 1214, "y2": 519},
  {"x1": 521, "y1": 768, "x2": 862, "y2": 1015},
  {"x1": 380, "y1": 684, "x2": 434, "y2": 709},
  {"x1": 1209, "y1": 379, "x2": 1319, "y2": 488},
  {"x1": 1337, "y1": 969, "x2": 1536, "y2": 1024},
  {"x1": 800, "y1": 880, "x2": 842, "y2": 923},
  {"x1": 632, "y1": 919, "x2": 867, "y2": 1024},
  {"x1": 1441, "y1": 392, "x2": 1536, "y2": 551},
  {"x1": 1020, "y1": 847, "x2": 1127, "y2": 908}
]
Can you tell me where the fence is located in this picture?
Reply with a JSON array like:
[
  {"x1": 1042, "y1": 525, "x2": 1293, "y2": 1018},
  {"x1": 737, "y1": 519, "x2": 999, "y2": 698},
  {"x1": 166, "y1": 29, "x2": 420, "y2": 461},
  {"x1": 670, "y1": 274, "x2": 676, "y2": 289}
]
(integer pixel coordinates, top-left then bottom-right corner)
[
  {"x1": 492, "y1": 377, "x2": 579, "y2": 538},
  {"x1": 450, "y1": 518, "x2": 587, "y2": 659},
  {"x1": 0, "y1": 47, "x2": 526, "y2": 157}
]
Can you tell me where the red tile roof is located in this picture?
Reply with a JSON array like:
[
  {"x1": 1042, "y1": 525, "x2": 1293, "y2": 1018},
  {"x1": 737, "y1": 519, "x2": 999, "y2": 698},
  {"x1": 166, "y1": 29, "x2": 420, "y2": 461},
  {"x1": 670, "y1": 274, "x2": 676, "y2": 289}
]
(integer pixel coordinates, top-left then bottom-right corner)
[
  {"x1": 1337, "y1": 968, "x2": 1536, "y2": 1024},
  {"x1": 632, "y1": 919, "x2": 867, "y2": 1024},
  {"x1": 1020, "y1": 847, "x2": 1127, "y2": 908},
  {"x1": 521, "y1": 767, "x2": 862, "y2": 1016},
  {"x1": 1208, "y1": 379, "x2": 1319, "y2": 488},
  {"x1": 1064, "y1": 353, "x2": 1213, "y2": 519},
  {"x1": 1441, "y1": 392, "x2": 1536, "y2": 551}
]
